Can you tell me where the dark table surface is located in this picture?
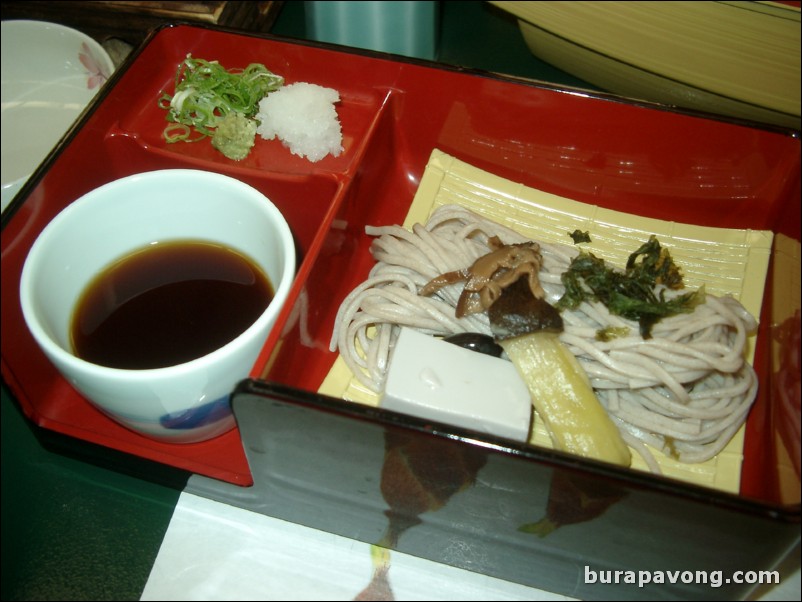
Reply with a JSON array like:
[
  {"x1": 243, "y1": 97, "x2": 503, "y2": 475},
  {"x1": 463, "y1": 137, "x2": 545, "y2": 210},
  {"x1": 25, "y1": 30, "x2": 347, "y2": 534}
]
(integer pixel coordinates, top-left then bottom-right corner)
[{"x1": 1, "y1": 2, "x2": 604, "y2": 600}]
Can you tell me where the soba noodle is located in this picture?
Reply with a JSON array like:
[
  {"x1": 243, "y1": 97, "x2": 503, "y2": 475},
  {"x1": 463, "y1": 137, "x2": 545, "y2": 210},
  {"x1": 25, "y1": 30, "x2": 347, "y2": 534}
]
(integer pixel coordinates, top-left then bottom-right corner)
[{"x1": 330, "y1": 205, "x2": 759, "y2": 470}]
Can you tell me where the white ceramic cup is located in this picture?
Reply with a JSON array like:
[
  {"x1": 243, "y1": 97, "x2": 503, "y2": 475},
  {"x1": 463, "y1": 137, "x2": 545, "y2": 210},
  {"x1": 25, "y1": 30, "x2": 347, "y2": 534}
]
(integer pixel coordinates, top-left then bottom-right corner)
[{"x1": 20, "y1": 169, "x2": 296, "y2": 444}]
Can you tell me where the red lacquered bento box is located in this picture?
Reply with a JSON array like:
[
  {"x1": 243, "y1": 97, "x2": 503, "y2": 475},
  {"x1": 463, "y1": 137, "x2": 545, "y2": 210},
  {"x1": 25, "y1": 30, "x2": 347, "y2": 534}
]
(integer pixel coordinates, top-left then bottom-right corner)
[{"x1": 1, "y1": 23, "x2": 799, "y2": 600}]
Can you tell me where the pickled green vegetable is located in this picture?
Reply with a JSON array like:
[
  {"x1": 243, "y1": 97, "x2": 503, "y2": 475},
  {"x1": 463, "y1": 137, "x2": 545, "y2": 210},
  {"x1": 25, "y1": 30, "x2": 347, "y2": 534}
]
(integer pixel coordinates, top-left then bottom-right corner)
[{"x1": 556, "y1": 235, "x2": 705, "y2": 338}]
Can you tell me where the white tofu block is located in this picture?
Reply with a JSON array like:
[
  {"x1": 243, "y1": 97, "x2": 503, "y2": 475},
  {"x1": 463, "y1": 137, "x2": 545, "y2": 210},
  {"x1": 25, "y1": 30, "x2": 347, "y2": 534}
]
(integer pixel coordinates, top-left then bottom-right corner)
[{"x1": 381, "y1": 328, "x2": 532, "y2": 442}]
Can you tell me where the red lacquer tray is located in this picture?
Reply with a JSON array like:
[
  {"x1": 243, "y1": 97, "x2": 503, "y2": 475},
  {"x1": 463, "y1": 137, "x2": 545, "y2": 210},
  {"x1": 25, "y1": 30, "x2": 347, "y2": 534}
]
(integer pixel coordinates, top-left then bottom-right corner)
[{"x1": 1, "y1": 23, "x2": 800, "y2": 504}]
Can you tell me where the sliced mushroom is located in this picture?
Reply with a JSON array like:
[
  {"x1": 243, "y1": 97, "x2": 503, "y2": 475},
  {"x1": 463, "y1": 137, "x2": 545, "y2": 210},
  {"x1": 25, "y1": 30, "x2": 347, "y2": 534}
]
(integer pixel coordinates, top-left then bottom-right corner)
[{"x1": 420, "y1": 236, "x2": 545, "y2": 318}]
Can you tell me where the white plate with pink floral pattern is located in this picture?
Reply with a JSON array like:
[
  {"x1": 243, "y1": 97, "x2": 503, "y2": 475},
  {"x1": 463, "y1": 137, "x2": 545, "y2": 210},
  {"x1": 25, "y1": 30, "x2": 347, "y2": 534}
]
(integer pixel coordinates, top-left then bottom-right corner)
[{"x1": 1, "y1": 20, "x2": 114, "y2": 213}]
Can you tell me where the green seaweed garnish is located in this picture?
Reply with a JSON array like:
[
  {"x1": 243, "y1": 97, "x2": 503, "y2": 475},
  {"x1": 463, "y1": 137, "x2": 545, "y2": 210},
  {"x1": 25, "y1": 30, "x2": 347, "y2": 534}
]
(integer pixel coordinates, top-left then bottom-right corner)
[
  {"x1": 556, "y1": 235, "x2": 705, "y2": 338},
  {"x1": 595, "y1": 326, "x2": 631, "y2": 342},
  {"x1": 568, "y1": 229, "x2": 592, "y2": 244}
]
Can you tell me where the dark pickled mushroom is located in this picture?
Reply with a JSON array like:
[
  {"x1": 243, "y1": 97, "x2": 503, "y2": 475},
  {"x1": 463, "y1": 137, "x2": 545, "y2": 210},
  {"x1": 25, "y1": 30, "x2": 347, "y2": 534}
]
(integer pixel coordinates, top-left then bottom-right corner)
[
  {"x1": 443, "y1": 332, "x2": 504, "y2": 357},
  {"x1": 488, "y1": 277, "x2": 563, "y2": 341}
]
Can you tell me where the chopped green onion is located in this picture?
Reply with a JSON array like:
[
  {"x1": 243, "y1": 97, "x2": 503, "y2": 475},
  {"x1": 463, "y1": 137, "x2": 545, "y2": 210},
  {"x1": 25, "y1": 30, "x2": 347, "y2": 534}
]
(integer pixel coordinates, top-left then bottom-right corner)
[
  {"x1": 163, "y1": 123, "x2": 198, "y2": 143},
  {"x1": 158, "y1": 55, "x2": 283, "y2": 143}
]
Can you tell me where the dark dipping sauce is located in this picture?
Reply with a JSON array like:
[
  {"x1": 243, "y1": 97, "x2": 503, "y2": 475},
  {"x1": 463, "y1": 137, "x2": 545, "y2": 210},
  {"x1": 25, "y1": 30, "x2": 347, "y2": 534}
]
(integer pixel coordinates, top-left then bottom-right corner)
[{"x1": 71, "y1": 240, "x2": 273, "y2": 370}]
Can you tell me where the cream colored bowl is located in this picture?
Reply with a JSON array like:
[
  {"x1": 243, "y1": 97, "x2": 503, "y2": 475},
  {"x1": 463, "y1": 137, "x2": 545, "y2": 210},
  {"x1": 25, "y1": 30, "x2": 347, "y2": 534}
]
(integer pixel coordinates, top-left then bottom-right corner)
[{"x1": 490, "y1": 1, "x2": 801, "y2": 129}]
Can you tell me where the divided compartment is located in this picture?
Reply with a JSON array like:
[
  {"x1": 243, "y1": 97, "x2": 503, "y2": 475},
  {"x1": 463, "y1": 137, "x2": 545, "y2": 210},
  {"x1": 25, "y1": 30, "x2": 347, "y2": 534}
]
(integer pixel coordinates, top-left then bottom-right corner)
[
  {"x1": 0, "y1": 154, "x2": 345, "y2": 483},
  {"x1": 112, "y1": 23, "x2": 398, "y2": 177},
  {"x1": 234, "y1": 37, "x2": 800, "y2": 599},
  {"x1": 251, "y1": 27, "x2": 801, "y2": 506},
  {"x1": 238, "y1": 56, "x2": 801, "y2": 595},
  {"x1": 0, "y1": 24, "x2": 403, "y2": 485}
]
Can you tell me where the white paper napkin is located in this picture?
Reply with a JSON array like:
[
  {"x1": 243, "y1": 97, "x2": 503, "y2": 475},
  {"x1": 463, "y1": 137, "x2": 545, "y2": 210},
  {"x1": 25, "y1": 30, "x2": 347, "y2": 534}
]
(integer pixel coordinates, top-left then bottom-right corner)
[{"x1": 141, "y1": 491, "x2": 571, "y2": 601}]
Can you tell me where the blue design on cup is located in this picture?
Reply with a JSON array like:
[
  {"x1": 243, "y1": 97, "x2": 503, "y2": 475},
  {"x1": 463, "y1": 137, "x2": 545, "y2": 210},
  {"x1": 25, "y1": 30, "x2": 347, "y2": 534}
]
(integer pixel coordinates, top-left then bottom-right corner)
[{"x1": 159, "y1": 395, "x2": 232, "y2": 430}]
